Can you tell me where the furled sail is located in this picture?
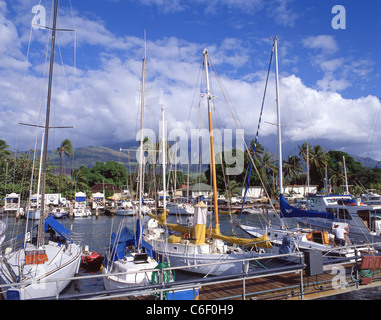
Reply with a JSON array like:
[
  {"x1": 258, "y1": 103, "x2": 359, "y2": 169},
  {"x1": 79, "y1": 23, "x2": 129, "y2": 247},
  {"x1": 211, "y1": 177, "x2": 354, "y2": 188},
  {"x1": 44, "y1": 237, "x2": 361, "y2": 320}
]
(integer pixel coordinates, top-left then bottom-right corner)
[
  {"x1": 147, "y1": 211, "x2": 272, "y2": 249},
  {"x1": 279, "y1": 194, "x2": 334, "y2": 219}
]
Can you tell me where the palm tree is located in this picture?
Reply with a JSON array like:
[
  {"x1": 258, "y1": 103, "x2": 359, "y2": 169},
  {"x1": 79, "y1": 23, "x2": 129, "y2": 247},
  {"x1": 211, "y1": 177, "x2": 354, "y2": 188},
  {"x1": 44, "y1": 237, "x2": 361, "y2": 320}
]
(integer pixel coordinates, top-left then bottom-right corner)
[
  {"x1": 71, "y1": 167, "x2": 88, "y2": 192},
  {"x1": 283, "y1": 155, "x2": 303, "y2": 185},
  {"x1": 298, "y1": 142, "x2": 312, "y2": 164},
  {"x1": 329, "y1": 162, "x2": 344, "y2": 193},
  {"x1": 259, "y1": 152, "x2": 278, "y2": 195},
  {"x1": 224, "y1": 180, "x2": 241, "y2": 204},
  {"x1": 54, "y1": 139, "x2": 74, "y2": 193},
  {"x1": 309, "y1": 145, "x2": 328, "y2": 186},
  {"x1": 249, "y1": 140, "x2": 264, "y2": 163},
  {"x1": 0, "y1": 139, "x2": 12, "y2": 159}
]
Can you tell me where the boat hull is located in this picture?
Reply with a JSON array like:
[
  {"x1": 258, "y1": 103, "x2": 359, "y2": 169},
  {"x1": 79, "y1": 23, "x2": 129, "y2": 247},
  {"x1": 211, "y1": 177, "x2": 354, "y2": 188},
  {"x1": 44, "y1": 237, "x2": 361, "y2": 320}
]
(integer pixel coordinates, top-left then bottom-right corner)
[
  {"x1": 0, "y1": 242, "x2": 82, "y2": 300},
  {"x1": 26, "y1": 209, "x2": 41, "y2": 220},
  {"x1": 115, "y1": 209, "x2": 135, "y2": 216},
  {"x1": 148, "y1": 238, "x2": 257, "y2": 276},
  {"x1": 102, "y1": 253, "x2": 158, "y2": 291}
]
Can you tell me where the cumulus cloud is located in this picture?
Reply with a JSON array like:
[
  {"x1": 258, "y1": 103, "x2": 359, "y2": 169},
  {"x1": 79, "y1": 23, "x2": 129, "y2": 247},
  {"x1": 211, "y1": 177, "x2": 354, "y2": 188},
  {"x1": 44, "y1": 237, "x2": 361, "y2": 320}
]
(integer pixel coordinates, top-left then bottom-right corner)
[{"x1": 0, "y1": 0, "x2": 380, "y2": 163}]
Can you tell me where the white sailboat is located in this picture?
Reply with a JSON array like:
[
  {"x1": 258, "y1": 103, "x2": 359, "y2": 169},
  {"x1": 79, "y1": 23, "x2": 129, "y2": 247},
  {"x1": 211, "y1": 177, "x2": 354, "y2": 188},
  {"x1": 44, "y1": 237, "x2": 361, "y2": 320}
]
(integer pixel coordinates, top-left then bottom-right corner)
[
  {"x1": 72, "y1": 192, "x2": 91, "y2": 217},
  {"x1": 115, "y1": 199, "x2": 136, "y2": 216},
  {"x1": 103, "y1": 52, "x2": 159, "y2": 290},
  {"x1": 145, "y1": 49, "x2": 272, "y2": 277},
  {"x1": 0, "y1": 0, "x2": 81, "y2": 300},
  {"x1": 26, "y1": 194, "x2": 41, "y2": 220}
]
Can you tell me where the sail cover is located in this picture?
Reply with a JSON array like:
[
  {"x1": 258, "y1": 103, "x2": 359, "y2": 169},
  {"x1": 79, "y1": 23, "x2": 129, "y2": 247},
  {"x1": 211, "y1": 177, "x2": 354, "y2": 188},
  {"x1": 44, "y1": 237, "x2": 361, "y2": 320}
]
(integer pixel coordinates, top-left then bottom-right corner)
[
  {"x1": 44, "y1": 216, "x2": 72, "y2": 241},
  {"x1": 279, "y1": 194, "x2": 334, "y2": 219}
]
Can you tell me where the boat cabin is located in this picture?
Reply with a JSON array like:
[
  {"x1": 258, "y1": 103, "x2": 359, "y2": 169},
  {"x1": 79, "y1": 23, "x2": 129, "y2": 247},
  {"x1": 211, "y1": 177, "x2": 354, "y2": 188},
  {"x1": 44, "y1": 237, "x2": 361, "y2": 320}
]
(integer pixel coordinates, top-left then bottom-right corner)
[
  {"x1": 305, "y1": 194, "x2": 381, "y2": 236},
  {"x1": 4, "y1": 193, "x2": 20, "y2": 212}
]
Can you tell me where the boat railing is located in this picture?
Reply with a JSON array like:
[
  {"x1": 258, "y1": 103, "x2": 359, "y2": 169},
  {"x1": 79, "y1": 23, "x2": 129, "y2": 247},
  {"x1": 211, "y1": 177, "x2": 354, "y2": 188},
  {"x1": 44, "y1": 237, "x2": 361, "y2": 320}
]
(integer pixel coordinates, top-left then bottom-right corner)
[
  {"x1": 0, "y1": 251, "x2": 305, "y2": 300},
  {"x1": 320, "y1": 242, "x2": 381, "y2": 262}
]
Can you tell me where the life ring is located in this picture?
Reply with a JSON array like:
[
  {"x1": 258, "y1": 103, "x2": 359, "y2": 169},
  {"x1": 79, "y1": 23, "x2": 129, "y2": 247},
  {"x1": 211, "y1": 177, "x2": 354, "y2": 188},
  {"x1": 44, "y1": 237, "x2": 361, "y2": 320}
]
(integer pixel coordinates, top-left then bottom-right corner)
[{"x1": 184, "y1": 233, "x2": 189, "y2": 239}]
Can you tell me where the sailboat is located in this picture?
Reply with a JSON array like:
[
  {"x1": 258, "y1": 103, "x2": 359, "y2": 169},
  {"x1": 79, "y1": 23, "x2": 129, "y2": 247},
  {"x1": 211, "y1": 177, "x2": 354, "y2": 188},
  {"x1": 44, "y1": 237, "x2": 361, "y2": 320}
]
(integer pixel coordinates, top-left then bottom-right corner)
[
  {"x1": 102, "y1": 52, "x2": 160, "y2": 290},
  {"x1": 26, "y1": 194, "x2": 42, "y2": 220},
  {"x1": 0, "y1": 0, "x2": 82, "y2": 300},
  {"x1": 144, "y1": 49, "x2": 272, "y2": 277},
  {"x1": 239, "y1": 37, "x2": 375, "y2": 258},
  {"x1": 72, "y1": 192, "x2": 91, "y2": 217}
]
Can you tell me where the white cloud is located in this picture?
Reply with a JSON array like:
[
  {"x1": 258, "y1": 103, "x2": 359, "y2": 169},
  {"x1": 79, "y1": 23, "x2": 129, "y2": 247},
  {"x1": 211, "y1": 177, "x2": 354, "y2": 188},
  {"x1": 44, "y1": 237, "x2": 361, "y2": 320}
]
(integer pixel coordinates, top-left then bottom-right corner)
[
  {"x1": 1, "y1": 0, "x2": 380, "y2": 163},
  {"x1": 267, "y1": 0, "x2": 299, "y2": 27},
  {"x1": 303, "y1": 35, "x2": 338, "y2": 54}
]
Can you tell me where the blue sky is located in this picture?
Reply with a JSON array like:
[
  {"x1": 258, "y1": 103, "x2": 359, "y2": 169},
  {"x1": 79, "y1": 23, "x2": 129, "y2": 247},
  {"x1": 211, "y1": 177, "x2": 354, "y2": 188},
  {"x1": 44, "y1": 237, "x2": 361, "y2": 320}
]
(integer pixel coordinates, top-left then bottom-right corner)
[{"x1": 1, "y1": 0, "x2": 380, "y2": 161}]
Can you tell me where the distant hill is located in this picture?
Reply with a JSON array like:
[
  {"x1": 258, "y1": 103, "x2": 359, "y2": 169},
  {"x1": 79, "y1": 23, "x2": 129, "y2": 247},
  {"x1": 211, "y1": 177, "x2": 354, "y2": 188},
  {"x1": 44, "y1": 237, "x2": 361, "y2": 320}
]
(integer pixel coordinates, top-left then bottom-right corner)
[
  {"x1": 60, "y1": 140, "x2": 381, "y2": 173},
  {"x1": 349, "y1": 154, "x2": 381, "y2": 168},
  {"x1": 68, "y1": 142, "x2": 209, "y2": 174},
  {"x1": 58, "y1": 141, "x2": 139, "y2": 171}
]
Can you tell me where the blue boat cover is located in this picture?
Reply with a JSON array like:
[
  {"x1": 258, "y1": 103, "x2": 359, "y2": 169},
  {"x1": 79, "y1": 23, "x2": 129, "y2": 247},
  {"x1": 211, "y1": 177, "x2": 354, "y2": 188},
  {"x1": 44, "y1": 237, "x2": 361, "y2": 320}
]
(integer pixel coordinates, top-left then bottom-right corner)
[
  {"x1": 44, "y1": 216, "x2": 72, "y2": 241},
  {"x1": 106, "y1": 224, "x2": 154, "y2": 263},
  {"x1": 279, "y1": 194, "x2": 334, "y2": 220},
  {"x1": 109, "y1": 227, "x2": 135, "y2": 261},
  {"x1": 75, "y1": 196, "x2": 86, "y2": 202},
  {"x1": 279, "y1": 234, "x2": 297, "y2": 254}
]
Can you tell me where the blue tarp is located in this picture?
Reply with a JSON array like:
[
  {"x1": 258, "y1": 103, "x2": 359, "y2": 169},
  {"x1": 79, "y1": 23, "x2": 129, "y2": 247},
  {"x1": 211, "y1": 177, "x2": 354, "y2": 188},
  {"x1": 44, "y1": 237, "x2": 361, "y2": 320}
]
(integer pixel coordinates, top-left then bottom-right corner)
[
  {"x1": 106, "y1": 224, "x2": 153, "y2": 263},
  {"x1": 279, "y1": 194, "x2": 335, "y2": 220},
  {"x1": 44, "y1": 216, "x2": 72, "y2": 241},
  {"x1": 109, "y1": 227, "x2": 135, "y2": 261}
]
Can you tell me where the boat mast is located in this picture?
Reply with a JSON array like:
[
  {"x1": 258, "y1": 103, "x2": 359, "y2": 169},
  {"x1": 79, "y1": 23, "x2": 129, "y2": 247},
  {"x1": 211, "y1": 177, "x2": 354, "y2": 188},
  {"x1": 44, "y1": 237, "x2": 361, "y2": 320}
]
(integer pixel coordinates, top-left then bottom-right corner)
[
  {"x1": 161, "y1": 105, "x2": 166, "y2": 212},
  {"x1": 136, "y1": 53, "x2": 146, "y2": 252},
  {"x1": 203, "y1": 49, "x2": 220, "y2": 234},
  {"x1": 37, "y1": 0, "x2": 59, "y2": 248},
  {"x1": 343, "y1": 155, "x2": 349, "y2": 194},
  {"x1": 306, "y1": 143, "x2": 310, "y2": 196},
  {"x1": 274, "y1": 37, "x2": 283, "y2": 196}
]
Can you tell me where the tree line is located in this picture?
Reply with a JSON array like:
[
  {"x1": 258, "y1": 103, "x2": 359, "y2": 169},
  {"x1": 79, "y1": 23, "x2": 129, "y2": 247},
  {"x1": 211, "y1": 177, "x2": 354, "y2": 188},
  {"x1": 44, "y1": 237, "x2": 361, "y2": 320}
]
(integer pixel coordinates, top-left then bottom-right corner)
[
  {"x1": 1, "y1": 138, "x2": 381, "y2": 203},
  {"x1": 205, "y1": 141, "x2": 381, "y2": 198},
  {"x1": 0, "y1": 138, "x2": 205, "y2": 202}
]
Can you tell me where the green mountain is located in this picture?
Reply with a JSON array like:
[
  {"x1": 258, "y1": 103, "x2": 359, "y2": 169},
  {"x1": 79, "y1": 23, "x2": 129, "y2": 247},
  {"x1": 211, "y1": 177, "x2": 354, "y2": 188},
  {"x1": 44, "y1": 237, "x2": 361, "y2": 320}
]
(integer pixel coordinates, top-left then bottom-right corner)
[{"x1": 71, "y1": 144, "x2": 138, "y2": 169}]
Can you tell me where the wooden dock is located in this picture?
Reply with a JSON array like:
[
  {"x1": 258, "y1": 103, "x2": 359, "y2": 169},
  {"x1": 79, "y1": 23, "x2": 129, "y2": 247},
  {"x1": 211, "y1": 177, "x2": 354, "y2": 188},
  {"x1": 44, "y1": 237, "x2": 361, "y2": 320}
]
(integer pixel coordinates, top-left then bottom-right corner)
[
  {"x1": 104, "y1": 257, "x2": 381, "y2": 301},
  {"x1": 197, "y1": 263, "x2": 381, "y2": 300}
]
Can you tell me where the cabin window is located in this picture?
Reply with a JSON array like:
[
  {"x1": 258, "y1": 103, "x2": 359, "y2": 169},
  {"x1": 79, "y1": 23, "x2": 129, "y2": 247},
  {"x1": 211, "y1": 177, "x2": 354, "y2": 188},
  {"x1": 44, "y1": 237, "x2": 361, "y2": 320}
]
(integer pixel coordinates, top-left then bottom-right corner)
[
  {"x1": 316, "y1": 199, "x2": 322, "y2": 206},
  {"x1": 338, "y1": 208, "x2": 352, "y2": 220},
  {"x1": 173, "y1": 246, "x2": 178, "y2": 250}
]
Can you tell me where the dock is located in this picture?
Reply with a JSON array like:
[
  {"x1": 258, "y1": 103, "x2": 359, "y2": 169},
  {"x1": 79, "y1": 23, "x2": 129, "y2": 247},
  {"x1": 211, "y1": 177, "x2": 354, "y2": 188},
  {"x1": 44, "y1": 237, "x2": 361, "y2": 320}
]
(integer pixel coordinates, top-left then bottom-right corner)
[
  {"x1": 79, "y1": 251, "x2": 381, "y2": 301},
  {"x1": 2, "y1": 249, "x2": 381, "y2": 301}
]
